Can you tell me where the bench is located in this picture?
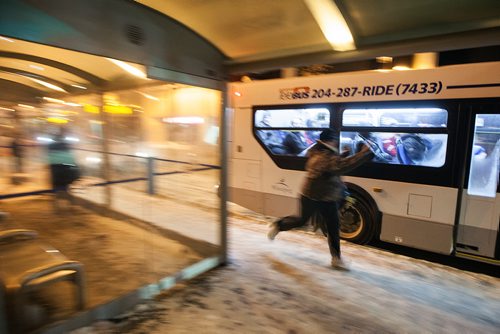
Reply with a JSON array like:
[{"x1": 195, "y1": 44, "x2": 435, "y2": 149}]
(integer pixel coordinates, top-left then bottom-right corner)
[{"x1": 0, "y1": 229, "x2": 85, "y2": 332}]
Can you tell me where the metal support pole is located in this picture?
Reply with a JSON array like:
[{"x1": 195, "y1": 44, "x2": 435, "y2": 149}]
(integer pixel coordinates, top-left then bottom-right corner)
[
  {"x1": 147, "y1": 157, "x2": 155, "y2": 195},
  {"x1": 100, "y1": 92, "x2": 112, "y2": 208},
  {"x1": 219, "y1": 92, "x2": 228, "y2": 265}
]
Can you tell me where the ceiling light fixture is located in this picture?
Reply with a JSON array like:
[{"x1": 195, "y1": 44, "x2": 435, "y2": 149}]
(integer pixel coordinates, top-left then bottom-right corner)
[
  {"x1": 29, "y1": 77, "x2": 67, "y2": 92},
  {"x1": 0, "y1": 107, "x2": 15, "y2": 111},
  {"x1": 71, "y1": 84, "x2": 87, "y2": 90},
  {"x1": 392, "y1": 56, "x2": 413, "y2": 71},
  {"x1": 18, "y1": 104, "x2": 35, "y2": 109},
  {"x1": 29, "y1": 64, "x2": 44, "y2": 71},
  {"x1": 304, "y1": 0, "x2": 355, "y2": 51},
  {"x1": 107, "y1": 58, "x2": 147, "y2": 79},
  {"x1": 136, "y1": 91, "x2": 159, "y2": 101},
  {"x1": 0, "y1": 36, "x2": 14, "y2": 42},
  {"x1": 43, "y1": 97, "x2": 65, "y2": 104}
]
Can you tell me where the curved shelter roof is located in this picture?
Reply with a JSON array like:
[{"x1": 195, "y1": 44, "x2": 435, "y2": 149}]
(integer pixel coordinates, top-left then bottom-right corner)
[{"x1": 136, "y1": 0, "x2": 500, "y2": 73}]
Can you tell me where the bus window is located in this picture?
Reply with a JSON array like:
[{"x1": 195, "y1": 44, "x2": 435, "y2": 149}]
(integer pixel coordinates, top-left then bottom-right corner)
[
  {"x1": 342, "y1": 108, "x2": 447, "y2": 128},
  {"x1": 340, "y1": 132, "x2": 447, "y2": 167},
  {"x1": 341, "y1": 107, "x2": 448, "y2": 167},
  {"x1": 256, "y1": 129, "x2": 322, "y2": 156},
  {"x1": 467, "y1": 114, "x2": 500, "y2": 197},
  {"x1": 255, "y1": 108, "x2": 330, "y2": 128},
  {"x1": 254, "y1": 107, "x2": 330, "y2": 157}
]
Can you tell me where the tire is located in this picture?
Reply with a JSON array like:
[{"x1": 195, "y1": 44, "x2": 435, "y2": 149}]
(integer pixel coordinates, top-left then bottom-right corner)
[{"x1": 339, "y1": 193, "x2": 377, "y2": 244}]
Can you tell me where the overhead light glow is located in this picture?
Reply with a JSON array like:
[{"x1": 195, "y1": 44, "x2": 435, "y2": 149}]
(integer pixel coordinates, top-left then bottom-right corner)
[
  {"x1": 0, "y1": 107, "x2": 15, "y2": 111},
  {"x1": 0, "y1": 36, "x2": 14, "y2": 43},
  {"x1": 29, "y1": 64, "x2": 44, "y2": 71},
  {"x1": 64, "y1": 136, "x2": 80, "y2": 142},
  {"x1": 234, "y1": 92, "x2": 241, "y2": 97},
  {"x1": 107, "y1": 58, "x2": 147, "y2": 79},
  {"x1": 18, "y1": 104, "x2": 35, "y2": 109},
  {"x1": 162, "y1": 116, "x2": 205, "y2": 124},
  {"x1": 392, "y1": 66, "x2": 411, "y2": 71},
  {"x1": 86, "y1": 156, "x2": 101, "y2": 163},
  {"x1": 71, "y1": 84, "x2": 87, "y2": 90},
  {"x1": 43, "y1": 97, "x2": 65, "y2": 104},
  {"x1": 136, "y1": 91, "x2": 159, "y2": 101},
  {"x1": 29, "y1": 78, "x2": 67, "y2": 92},
  {"x1": 42, "y1": 97, "x2": 82, "y2": 107},
  {"x1": 36, "y1": 136, "x2": 54, "y2": 143},
  {"x1": 304, "y1": 0, "x2": 355, "y2": 51}
]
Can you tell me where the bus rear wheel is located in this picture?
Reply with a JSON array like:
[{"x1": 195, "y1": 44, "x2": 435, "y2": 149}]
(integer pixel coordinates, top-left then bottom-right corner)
[{"x1": 339, "y1": 194, "x2": 376, "y2": 244}]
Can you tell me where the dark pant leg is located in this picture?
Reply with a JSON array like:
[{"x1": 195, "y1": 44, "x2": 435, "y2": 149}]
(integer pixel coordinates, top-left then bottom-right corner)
[
  {"x1": 277, "y1": 195, "x2": 317, "y2": 231},
  {"x1": 318, "y1": 201, "x2": 341, "y2": 258}
]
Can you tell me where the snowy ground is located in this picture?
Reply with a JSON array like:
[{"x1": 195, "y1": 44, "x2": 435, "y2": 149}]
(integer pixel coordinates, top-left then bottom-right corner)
[
  {"x1": 73, "y1": 213, "x2": 500, "y2": 334},
  {"x1": 3, "y1": 169, "x2": 499, "y2": 334}
]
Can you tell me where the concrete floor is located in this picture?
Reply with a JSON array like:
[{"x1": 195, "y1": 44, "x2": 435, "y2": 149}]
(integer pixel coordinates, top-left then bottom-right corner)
[{"x1": 72, "y1": 212, "x2": 500, "y2": 334}]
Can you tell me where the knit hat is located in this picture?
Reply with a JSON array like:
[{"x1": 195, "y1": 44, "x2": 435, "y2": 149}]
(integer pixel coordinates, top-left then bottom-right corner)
[{"x1": 319, "y1": 129, "x2": 339, "y2": 142}]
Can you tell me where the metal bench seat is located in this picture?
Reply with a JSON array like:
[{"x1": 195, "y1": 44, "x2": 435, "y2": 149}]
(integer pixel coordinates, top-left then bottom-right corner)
[{"x1": 0, "y1": 229, "x2": 85, "y2": 332}]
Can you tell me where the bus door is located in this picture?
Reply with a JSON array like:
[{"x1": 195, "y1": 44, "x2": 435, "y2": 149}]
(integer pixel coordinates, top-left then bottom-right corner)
[{"x1": 457, "y1": 112, "x2": 500, "y2": 259}]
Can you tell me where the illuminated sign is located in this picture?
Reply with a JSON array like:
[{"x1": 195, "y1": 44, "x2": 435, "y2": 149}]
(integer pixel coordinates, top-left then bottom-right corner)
[
  {"x1": 46, "y1": 117, "x2": 68, "y2": 124},
  {"x1": 84, "y1": 104, "x2": 100, "y2": 114},
  {"x1": 103, "y1": 105, "x2": 133, "y2": 114}
]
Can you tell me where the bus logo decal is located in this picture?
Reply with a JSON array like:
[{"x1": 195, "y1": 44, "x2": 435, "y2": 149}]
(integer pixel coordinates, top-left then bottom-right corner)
[{"x1": 272, "y1": 178, "x2": 292, "y2": 194}]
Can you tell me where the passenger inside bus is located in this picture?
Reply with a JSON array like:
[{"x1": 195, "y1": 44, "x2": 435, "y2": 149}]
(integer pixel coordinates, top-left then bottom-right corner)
[
  {"x1": 282, "y1": 118, "x2": 308, "y2": 155},
  {"x1": 468, "y1": 139, "x2": 500, "y2": 197},
  {"x1": 256, "y1": 111, "x2": 287, "y2": 154},
  {"x1": 341, "y1": 132, "x2": 445, "y2": 167}
]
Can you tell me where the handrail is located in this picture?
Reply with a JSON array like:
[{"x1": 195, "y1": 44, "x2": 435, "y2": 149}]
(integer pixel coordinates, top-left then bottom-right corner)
[{"x1": 19, "y1": 260, "x2": 83, "y2": 290}]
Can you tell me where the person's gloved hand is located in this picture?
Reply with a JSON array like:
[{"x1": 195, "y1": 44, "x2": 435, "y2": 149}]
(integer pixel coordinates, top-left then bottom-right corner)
[{"x1": 363, "y1": 140, "x2": 392, "y2": 161}]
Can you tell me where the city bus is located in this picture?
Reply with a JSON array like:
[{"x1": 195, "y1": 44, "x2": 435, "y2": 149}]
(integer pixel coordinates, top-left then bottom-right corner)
[{"x1": 227, "y1": 61, "x2": 500, "y2": 264}]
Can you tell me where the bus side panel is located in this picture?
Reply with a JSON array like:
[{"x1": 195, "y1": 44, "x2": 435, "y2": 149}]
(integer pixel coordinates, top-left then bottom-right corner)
[
  {"x1": 232, "y1": 107, "x2": 261, "y2": 160},
  {"x1": 344, "y1": 177, "x2": 458, "y2": 224},
  {"x1": 381, "y1": 215, "x2": 454, "y2": 254},
  {"x1": 229, "y1": 159, "x2": 264, "y2": 214},
  {"x1": 344, "y1": 176, "x2": 457, "y2": 254},
  {"x1": 457, "y1": 193, "x2": 500, "y2": 258},
  {"x1": 261, "y1": 153, "x2": 303, "y2": 217},
  {"x1": 263, "y1": 193, "x2": 300, "y2": 218},
  {"x1": 228, "y1": 106, "x2": 265, "y2": 213}
]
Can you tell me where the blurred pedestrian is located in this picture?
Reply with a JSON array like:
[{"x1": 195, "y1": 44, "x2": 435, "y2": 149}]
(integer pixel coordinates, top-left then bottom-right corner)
[
  {"x1": 47, "y1": 128, "x2": 80, "y2": 210},
  {"x1": 267, "y1": 129, "x2": 374, "y2": 270},
  {"x1": 11, "y1": 134, "x2": 23, "y2": 173}
]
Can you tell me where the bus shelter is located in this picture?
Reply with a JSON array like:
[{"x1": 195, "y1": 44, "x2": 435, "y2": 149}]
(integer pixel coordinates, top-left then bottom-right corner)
[{"x1": 0, "y1": 1, "x2": 227, "y2": 332}]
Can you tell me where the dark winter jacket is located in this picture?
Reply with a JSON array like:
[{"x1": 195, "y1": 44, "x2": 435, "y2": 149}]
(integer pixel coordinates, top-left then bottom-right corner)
[
  {"x1": 301, "y1": 140, "x2": 374, "y2": 202},
  {"x1": 283, "y1": 131, "x2": 308, "y2": 155}
]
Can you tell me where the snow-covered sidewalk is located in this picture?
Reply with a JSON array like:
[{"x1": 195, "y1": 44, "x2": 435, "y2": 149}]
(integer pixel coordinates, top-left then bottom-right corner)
[{"x1": 74, "y1": 213, "x2": 500, "y2": 334}]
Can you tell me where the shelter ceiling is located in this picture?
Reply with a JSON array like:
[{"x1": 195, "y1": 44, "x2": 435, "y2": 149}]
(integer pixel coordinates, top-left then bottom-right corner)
[{"x1": 137, "y1": 0, "x2": 500, "y2": 72}]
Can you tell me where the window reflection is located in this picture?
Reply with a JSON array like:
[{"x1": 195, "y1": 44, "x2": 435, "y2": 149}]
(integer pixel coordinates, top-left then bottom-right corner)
[
  {"x1": 255, "y1": 108, "x2": 330, "y2": 129},
  {"x1": 343, "y1": 108, "x2": 447, "y2": 128},
  {"x1": 467, "y1": 114, "x2": 500, "y2": 197}
]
